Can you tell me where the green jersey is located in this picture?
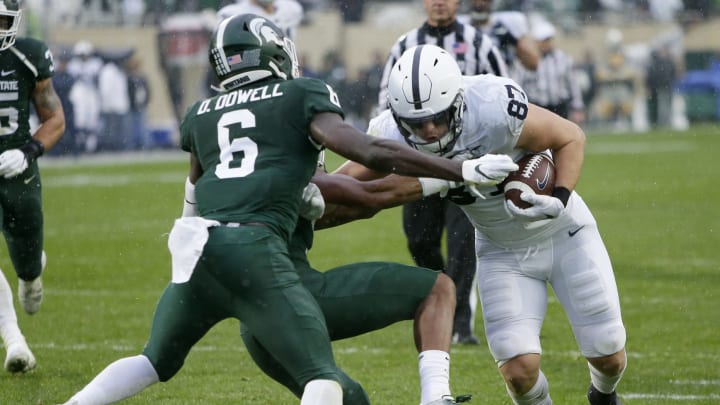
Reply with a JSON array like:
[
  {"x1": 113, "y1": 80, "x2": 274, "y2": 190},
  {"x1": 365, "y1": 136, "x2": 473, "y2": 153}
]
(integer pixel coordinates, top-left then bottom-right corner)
[
  {"x1": 0, "y1": 37, "x2": 54, "y2": 150},
  {"x1": 180, "y1": 77, "x2": 344, "y2": 241}
]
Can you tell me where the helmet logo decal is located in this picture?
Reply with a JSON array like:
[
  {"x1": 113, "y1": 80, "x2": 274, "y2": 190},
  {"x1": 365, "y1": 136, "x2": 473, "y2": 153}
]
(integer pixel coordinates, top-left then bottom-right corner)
[{"x1": 249, "y1": 17, "x2": 283, "y2": 47}]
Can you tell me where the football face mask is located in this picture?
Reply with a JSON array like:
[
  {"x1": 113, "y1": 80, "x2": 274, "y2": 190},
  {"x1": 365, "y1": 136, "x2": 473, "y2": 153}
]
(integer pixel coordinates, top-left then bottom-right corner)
[{"x1": 0, "y1": 0, "x2": 22, "y2": 51}]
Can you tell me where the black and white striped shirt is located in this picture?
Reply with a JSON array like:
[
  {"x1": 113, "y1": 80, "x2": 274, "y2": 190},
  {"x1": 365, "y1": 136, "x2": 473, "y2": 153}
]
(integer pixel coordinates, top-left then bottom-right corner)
[
  {"x1": 515, "y1": 49, "x2": 584, "y2": 113},
  {"x1": 377, "y1": 20, "x2": 508, "y2": 112}
]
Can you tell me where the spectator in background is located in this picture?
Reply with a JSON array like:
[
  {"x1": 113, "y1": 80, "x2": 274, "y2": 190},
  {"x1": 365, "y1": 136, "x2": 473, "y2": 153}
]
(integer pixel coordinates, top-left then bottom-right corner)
[
  {"x1": 121, "y1": 0, "x2": 146, "y2": 26},
  {"x1": 334, "y1": 0, "x2": 365, "y2": 22},
  {"x1": 67, "y1": 40, "x2": 102, "y2": 153},
  {"x1": 590, "y1": 29, "x2": 640, "y2": 131},
  {"x1": 515, "y1": 22, "x2": 585, "y2": 125},
  {"x1": 645, "y1": 46, "x2": 677, "y2": 127},
  {"x1": 126, "y1": 55, "x2": 152, "y2": 150},
  {"x1": 299, "y1": 53, "x2": 320, "y2": 78},
  {"x1": 97, "y1": 55, "x2": 131, "y2": 151},
  {"x1": 576, "y1": 49, "x2": 598, "y2": 119},
  {"x1": 49, "y1": 52, "x2": 78, "y2": 156}
]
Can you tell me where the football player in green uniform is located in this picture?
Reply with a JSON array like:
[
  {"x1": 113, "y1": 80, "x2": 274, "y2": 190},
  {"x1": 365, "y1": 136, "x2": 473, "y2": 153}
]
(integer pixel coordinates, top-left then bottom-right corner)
[
  {"x1": 61, "y1": 13, "x2": 518, "y2": 405},
  {"x1": 238, "y1": 168, "x2": 472, "y2": 405},
  {"x1": 0, "y1": 0, "x2": 66, "y2": 373}
]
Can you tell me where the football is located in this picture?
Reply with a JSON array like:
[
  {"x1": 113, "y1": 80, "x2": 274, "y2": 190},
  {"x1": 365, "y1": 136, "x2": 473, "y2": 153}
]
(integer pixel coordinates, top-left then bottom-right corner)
[{"x1": 501, "y1": 153, "x2": 556, "y2": 209}]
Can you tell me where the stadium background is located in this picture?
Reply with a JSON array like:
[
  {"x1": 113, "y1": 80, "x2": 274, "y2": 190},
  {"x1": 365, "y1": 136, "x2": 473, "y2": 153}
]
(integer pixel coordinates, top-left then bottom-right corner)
[{"x1": 2, "y1": 1, "x2": 719, "y2": 403}]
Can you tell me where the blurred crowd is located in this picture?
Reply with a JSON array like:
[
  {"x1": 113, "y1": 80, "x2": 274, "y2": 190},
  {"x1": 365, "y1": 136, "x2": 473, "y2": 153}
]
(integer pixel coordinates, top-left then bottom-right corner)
[
  {"x1": 47, "y1": 41, "x2": 155, "y2": 156},
  {"x1": 24, "y1": 0, "x2": 720, "y2": 29},
  {"x1": 24, "y1": 0, "x2": 720, "y2": 152}
]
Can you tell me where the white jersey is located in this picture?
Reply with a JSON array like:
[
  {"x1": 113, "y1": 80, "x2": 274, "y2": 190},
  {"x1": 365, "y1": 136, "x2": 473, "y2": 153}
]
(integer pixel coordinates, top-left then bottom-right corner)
[
  {"x1": 368, "y1": 74, "x2": 594, "y2": 248},
  {"x1": 217, "y1": 0, "x2": 303, "y2": 40}
]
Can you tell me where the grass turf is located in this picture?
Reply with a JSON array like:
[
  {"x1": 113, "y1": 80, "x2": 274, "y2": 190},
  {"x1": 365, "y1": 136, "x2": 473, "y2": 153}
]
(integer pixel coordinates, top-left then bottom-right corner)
[{"x1": 1, "y1": 124, "x2": 718, "y2": 404}]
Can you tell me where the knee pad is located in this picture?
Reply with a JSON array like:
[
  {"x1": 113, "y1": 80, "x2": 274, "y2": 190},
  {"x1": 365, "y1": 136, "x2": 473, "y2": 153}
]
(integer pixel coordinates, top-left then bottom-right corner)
[
  {"x1": 487, "y1": 330, "x2": 541, "y2": 365},
  {"x1": 577, "y1": 322, "x2": 626, "y2": 358}
]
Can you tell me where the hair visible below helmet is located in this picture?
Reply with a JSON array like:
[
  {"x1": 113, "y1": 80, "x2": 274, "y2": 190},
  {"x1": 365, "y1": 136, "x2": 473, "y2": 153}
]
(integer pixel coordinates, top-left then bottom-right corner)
[
  {"x1": 0, "y1": 0, "x2": 22, "y2": 51},
  {"x1": 209, "y1": 13, "x2": 299, "y2": 92},
  {"x1": 387, "y1": 44, "x2": 465, "y2": 155}
]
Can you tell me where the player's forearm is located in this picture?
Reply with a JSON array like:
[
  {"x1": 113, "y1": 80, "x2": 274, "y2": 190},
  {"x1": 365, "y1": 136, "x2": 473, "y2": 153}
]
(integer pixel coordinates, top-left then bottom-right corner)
[
  {"x1": 361, "y1": 137, "x2": 463, "y2": 181},
  {"x1": 517, "y1": 37, "x2": 541, "y2": 71},
  {"x1": 314, "y1": 204, "x2": 380, "y2": 230},
  {"x1": 361, "y1": 175, "x2": 423, "y2": 209},
  {"x1": 33, "y1": 81, "x2": 66, "y2": 151},
  {"x1": 552, "y1": 124, "x2": 585, "y2": 191}
]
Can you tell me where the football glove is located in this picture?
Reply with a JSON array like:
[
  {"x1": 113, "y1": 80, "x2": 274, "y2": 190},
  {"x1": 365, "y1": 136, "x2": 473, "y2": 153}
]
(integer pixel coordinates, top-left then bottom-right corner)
[
  {"x1": 461, "y1": 154, "x2": 518, "y2": 187},
  {"x1": 418, "y1": 178, "x2": 461, "y2": 198},
  {"x1": 505, "y1": 192, "x2": 564, "y2": 221},
  {"x1": 0, "y1": 150, "x2": 28, "y2": 179},
  {"x1": 299, "y1": 182, "x2": 325, "y2": 221},
  {"x1": 0, "y1": 140, "x2": 44, "y2": 179}
]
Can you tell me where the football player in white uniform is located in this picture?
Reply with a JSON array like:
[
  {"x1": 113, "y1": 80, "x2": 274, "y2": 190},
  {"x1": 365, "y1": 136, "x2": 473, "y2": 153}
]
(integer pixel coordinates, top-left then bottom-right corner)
[
  {"x1": 217, "y1": 0, "x2": 303, "y2": 40},
  {"x1": 333, "y1": 45, "x2": 627, "y2": 405}
]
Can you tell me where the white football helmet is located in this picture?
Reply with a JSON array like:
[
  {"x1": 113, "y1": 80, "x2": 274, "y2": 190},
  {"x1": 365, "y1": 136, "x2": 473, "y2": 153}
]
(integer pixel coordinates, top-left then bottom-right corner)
[
  {"x1": 0, "y1": 0, "x2": 22, "y2": 51},
  {"x1": 387, "y1": 44, "x2": 465, "y2": 155}
]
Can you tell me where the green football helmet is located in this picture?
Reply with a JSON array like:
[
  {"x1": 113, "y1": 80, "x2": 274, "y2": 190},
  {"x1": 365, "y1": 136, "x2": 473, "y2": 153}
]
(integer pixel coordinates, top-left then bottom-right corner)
[
  {"x1": 0, "y1": 0, "x2": 21, "y2": 51},
  {"x1": 209, "y1": 13, "x2": 299, "y2": 92}
]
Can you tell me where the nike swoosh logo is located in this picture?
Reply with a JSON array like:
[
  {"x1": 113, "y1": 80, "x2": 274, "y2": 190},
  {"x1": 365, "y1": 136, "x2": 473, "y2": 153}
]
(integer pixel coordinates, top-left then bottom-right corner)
[
  {"x1": 536, "y1": 166, "x2": 551, "y2": 190},
  {"x1": 1, "y1": 70, "x2": 15, "y2": 76},
  {"x1": 568, "y1": 225, "x2": 585, "y2": 237},
  {"x1": 24, "y1": 174, "x2": 36, "y2": 184}
]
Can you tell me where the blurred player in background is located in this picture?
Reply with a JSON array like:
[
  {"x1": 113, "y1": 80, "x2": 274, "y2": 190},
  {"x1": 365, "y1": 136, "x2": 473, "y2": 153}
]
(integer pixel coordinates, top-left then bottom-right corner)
[
  {"x1": 217, "y1": 0, "x2": 303, "y2": 40},
  {"x1": 461, "y1": 0, "x2": 540, "y2": 78},
  {"x1": 338, "y1": 44, "x2": 627, "y2": 405},
  {"x1": 0, "y1": 0, "x2": 66, "y2": 373},
  {"x1": 377, "y1": 0, "x2": 508, "y2": 346}
]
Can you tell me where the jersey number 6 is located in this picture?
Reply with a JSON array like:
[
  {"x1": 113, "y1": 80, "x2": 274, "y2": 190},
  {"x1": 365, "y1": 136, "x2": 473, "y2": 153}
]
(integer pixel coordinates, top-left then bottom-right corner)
[{"x1": 215, "y1": 109, "x2": 258, "y2": 179}]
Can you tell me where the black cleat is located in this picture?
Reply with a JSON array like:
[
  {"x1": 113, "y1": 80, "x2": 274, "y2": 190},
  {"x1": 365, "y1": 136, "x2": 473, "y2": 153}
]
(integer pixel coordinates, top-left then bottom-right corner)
[
  {"x1": 426, "y1": 394, "x2": 472, "y2": 404},
  {"x1": 587, "y1": 384, "x2": 622, "y2": 405}
]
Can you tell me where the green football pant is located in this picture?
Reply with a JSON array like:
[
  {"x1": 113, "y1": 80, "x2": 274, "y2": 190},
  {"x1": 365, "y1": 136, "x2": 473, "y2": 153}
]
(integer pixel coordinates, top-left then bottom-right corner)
[
  {"x1": 142, "y1": 225, "x2": 340, "y2": 389},
  {"x1": 241, "y1": 260, "x2": 439, "y2": 403},
  {"x1": 0, "y1": 162, "x2": 43, "y2": 281}
]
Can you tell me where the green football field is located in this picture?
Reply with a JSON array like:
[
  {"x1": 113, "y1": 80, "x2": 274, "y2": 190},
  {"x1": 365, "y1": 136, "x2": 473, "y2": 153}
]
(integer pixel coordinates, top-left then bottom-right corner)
[{"x1": 1, "y1": 125, "x2": 718, "y2": 404}]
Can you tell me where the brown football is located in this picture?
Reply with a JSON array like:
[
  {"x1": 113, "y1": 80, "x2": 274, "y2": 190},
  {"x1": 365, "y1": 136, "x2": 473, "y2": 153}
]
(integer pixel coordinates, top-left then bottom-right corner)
[{"x1": 502, "y1": 153, "x2": 556, "y2": 209}]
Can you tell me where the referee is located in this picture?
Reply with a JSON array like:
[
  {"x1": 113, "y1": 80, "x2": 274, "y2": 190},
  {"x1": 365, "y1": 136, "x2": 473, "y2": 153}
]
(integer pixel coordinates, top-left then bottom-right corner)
[
  {"x1": 376, "y1": 0, "x2": 508, "y2": 346},
  {"x1": 515, "y1": 22, "x2": 585, "y2": 124}
]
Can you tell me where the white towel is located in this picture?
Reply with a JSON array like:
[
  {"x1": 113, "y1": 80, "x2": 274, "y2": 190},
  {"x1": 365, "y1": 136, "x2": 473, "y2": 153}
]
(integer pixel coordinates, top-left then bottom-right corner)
[{"x1": 167, "y1": 217, "x2": 220, "y2": 284}]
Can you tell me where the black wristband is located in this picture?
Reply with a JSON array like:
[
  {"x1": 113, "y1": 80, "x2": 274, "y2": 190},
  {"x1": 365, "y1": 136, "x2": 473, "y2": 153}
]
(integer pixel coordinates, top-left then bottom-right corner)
[
  {"x1": 19, "y1": 139, "x2": 44, "y2": 162},
  {"x1": 552, "y1": 186, "x2": 571, "y2": 207}
]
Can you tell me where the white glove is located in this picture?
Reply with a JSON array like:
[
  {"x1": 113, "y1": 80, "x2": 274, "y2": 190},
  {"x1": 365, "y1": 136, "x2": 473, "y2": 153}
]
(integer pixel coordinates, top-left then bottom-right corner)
[
  {"x1": 182, "y1": 177, "x2": 198, "y2": 217},
  {"x1": 505, "y1": 192, "x2": 564, "y2": 221},
  {"x1": 0, "y1": 149, "x2": 28, "y2": 178},
  {"x1": 299, "y1": 182, "x2": 325, "y2": 221},
  {"x1": 461, "y1": 154, "x2": 518, "y2": 187},
  {"x1": 418, "y1": 178, "x2": 462, "y2": 197}
]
